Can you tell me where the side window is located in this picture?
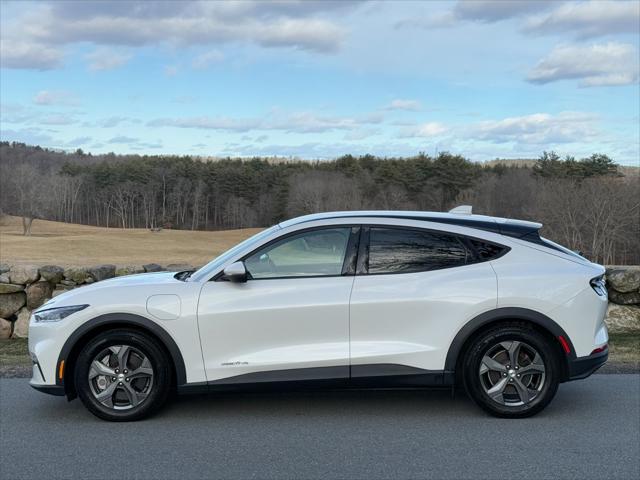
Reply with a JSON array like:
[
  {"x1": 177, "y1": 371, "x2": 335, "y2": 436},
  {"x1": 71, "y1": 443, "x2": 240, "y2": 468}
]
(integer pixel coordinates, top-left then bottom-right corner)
[
  {"x1": 468, "y1": 239, "x2": 507, "y2": 261},
  {"x1": 245, "y1": 228, "x2": 351, "y2": 279},
  {"x1": 368, "y1": 227, "x2": 467, "y2": 274}
]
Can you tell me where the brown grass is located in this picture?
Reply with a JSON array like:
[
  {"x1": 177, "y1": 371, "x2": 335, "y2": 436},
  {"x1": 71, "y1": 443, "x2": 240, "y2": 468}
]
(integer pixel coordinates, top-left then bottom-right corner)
[{"x1": 0, "y1": 216, "x2": 260, "y2": 267}]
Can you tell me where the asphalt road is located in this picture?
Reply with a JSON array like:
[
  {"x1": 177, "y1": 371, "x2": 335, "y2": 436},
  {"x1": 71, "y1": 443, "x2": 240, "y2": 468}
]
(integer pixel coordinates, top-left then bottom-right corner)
[{"x1": 1, "y1": 375, "x2": 639, "y2": 480}]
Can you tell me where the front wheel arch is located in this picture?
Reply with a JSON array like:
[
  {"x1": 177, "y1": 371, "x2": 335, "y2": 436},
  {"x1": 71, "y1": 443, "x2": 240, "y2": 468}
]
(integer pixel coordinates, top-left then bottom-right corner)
[
  {"x1": 58, "y1": 313, "x2": 185, "y2": 399},
  {"x1": 446, "y1": 307, "x2": 574, "y2": 383}
]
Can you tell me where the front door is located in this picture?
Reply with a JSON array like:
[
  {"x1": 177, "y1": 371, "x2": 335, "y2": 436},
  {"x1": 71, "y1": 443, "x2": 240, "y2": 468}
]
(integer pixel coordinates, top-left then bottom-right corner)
[{"x1": 197, "y1": 226, "x2": 358, "y2": 384}]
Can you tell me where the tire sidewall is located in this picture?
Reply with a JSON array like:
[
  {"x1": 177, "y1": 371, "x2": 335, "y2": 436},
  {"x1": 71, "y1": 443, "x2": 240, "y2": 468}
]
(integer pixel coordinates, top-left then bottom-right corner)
[
  {"x1": 75, "y1": 330, "x2": 171, "y2": 421},
  {"x1": 463, "y1": 326, "x2": 560, "y2": 418}
]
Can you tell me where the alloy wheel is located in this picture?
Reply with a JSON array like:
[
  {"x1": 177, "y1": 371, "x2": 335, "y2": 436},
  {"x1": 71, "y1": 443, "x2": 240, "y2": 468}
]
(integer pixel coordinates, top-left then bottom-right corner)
[
  {"x1": 88, "y1": 345, "x2": 154, "y2": 410},
  {"x1": 478, "y1": 340, "x2": 546, "y2": 407}
]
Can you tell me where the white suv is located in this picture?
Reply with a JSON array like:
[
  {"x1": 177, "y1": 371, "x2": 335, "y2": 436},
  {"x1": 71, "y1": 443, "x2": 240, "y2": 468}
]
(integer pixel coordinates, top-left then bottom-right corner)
[{"x1": 29, "y1": 210, "x2": 609, "y2": 421}]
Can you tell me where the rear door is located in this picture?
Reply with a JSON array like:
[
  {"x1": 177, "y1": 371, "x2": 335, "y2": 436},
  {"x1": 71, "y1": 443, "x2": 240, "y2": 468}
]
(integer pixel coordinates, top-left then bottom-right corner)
[{"x1": 349, "y1": 225, "x2": 498, "y2": 376}]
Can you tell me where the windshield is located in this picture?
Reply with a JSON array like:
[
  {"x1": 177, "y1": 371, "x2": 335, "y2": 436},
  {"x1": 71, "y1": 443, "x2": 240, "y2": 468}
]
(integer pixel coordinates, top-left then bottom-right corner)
[{"x1": 189, "y1": 225, "x2": 281, "y2": 282}]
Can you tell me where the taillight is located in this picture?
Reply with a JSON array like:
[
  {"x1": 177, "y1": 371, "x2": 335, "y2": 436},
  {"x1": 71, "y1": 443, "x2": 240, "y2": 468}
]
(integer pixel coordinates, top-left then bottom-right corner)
[
  {"x1": 590, "y1": 275, "x2": 607, "y2": 297},
  {"x1": 591, "y1": 345, "x2": 608, "y2": 355}
]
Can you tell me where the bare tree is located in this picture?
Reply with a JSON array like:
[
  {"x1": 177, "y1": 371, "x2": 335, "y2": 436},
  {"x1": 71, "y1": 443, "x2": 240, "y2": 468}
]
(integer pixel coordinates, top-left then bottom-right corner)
[{"x1": 7, "y1": 164, "x2": 49, "y2": 235}]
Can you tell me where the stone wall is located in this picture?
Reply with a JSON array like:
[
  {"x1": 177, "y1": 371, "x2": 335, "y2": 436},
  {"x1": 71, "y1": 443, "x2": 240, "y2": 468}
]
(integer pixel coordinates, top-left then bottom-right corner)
[
  {"x1": 0, "y1": 262, "x2": 195, "y2": 339},
  {"x1": 604, "y1": 266, "x2": 640, "y2": 334},
  {"x1": 1, "y1": 263, "x2": 639, "y2": 339}
]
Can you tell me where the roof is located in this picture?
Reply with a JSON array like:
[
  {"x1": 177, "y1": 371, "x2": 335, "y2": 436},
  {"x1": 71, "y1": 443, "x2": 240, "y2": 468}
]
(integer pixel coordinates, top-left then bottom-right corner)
[{"x1": 279, "y1": 210, "x2": 542, "y2": 239}]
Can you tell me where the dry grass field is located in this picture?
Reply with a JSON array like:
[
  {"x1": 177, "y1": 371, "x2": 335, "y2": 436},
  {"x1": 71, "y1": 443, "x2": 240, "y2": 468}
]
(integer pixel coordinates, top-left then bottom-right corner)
[{"x1": 0, "y1": 216, "x2": 261, "y2": 267}]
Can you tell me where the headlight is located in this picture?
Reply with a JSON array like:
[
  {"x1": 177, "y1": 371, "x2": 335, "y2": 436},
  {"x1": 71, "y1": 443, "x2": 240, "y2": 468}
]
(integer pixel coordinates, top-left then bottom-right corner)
[{"x1": 33, "y1": 305, "x2": 89, "y2": 323}]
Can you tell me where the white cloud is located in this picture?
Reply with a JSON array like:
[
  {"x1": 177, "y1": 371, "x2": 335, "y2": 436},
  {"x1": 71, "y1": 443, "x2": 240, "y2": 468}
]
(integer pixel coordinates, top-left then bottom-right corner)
[
  {"x1": 105, "y1": 135, "x2": 162, "y2": 150},
  {"x1": 33, "y1": 90, "x2": 79, "y2": 106},
  {"x1": 397, "y1": 0, "x2": 552, "y2": 29},
  {"x1": 453, "y1": 0, "x2": 550, "y2": 23},
  {"x1": 0, "y1": 39, "x2": 63, "y2": 70},
  {"x1": 85, "y1": 48, "x2": 132, "y2": 71},
  {"x1": 253, "y1": 18, "x2": 343, "y2": 52},
  {"x1": 96, "y1": 116, "x2": 131, "y2": 128},
  {"x1": 192, "y1": 50, "x2": 224, "y2": 69},
  {"x1": 38, "y1": 114, "x2": 76, "y2": 125},
  {"x1": 527, "y1": 43, "x2": 639, "y2": 87},
  {"x1": 1, "y1": 103, "x2": 78, "y2": 125},
  {"x1": 399, "y1": 122, "x2": 448, "y2": 137},
  {"x1": 384, "y1": 99, "x2": 422, "y2": 111},
  {"x1": 271, "y1": 111, "x2": 383, "y2": 133},
  {"x1": 67, "y1": 136, "x2": 92, "y2": 146},
  {"x1": 343, "y1": 128, "x2": 380, "y2": 141},
  {"x1": 148, "y1": 116, "x2": 261, "y2": 132},
  {"x1": 2, "y1": 0, "x2": 352, "y2": 67},
  {"x1": 524, "y1": 0, "x2": 640, "y2": 39},
  {"x1": 0, "y1": 128, "x2": 56, "y2": 145},
  {"x1": 472, "y1": 111, "x2": 599, "y2": 145},
  {"x1": 108, "y1": 136, "x2": 138, "y2": 144},
  {"x1": 396, "y1": 0, "x2": 638, "y2": 39},
  {"x1": 148, "y1": 110, "x2": 384, "y2": 134}
]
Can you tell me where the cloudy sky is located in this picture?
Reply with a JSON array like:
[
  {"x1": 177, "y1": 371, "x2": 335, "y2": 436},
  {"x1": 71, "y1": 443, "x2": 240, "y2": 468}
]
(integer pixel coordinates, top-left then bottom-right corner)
[{"x1": 1, "y1": 0, "x2": 639, "y2": 164}]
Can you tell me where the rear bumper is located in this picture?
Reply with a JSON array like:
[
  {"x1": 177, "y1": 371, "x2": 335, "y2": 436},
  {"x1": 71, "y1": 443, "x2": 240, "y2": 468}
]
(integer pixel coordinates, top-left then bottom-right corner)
[{"x1": 567, "y1": 349, "x2": 608, "y2": 381}]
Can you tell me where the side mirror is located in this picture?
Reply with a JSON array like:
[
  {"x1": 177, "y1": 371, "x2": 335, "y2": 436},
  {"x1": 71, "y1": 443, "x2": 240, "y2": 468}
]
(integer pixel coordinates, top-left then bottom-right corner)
[{"x1": 222, "y1": 261, "x2": 247, "y2": 283}]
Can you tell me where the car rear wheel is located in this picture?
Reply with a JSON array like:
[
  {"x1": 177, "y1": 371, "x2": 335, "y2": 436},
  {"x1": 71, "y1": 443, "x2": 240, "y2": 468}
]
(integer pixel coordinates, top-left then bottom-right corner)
[
  {"x1": 75, "y1": 329, "x2": 172, "y2": 421},
  {"x1": 462, "y1": 324, "x2": 560, "y2": 418}
]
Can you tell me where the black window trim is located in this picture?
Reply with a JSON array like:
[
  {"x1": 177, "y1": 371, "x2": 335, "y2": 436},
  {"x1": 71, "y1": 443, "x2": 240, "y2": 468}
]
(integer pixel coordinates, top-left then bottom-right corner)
[
  {"x1": 212, "y1": 223, "x2": 510, "y2": 281},
  {"x1": 214, "y1": 225, "x2": 361, "y2": 282},
  {"x1": 359, "y1": 224, "x2": 510, "y2": 276}
]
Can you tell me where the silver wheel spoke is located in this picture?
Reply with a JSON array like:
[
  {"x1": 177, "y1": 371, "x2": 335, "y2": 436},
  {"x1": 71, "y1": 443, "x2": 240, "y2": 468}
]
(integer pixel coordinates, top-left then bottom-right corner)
[
  {"x1": 121, "y1": 382, "x2": 147, "y2": 408},
  {"x1": 486, "y1": 377, "x2": 508, "y2": 403},
  {"x1": 518, "y1": 353, "x2": 545, "y2": 375},
  {"x1": 513, "y1": 378, "x2": 534, "y2": 404},
  {"x1": 89, "y1": 360, "x2": 115, "y2": 379},
  {"x1": 128, "y1": 358, "x2": 153, "y2": 379},
  {"x1": 95, "y1": 381, "x2": 118, "y2": 408},
  {"x1": 501, "y1": 341, "x2": 522, "y2": 368},
  {"x1": 480, "y1": 355, "x2": 507, "y2": 374},
  {"x1": 116, "y1": 345, "x2": 131, "y2": 371}
]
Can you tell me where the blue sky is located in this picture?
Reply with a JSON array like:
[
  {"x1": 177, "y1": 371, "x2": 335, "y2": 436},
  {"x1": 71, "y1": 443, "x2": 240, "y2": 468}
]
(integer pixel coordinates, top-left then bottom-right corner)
[{"x1": 1, "y1": 0, "x2": 639, "y2": 164}]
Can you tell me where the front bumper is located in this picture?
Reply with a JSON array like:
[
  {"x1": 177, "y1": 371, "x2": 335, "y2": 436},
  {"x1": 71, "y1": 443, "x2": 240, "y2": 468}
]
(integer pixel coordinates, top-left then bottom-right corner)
[
  {"x1": 567, "y1": 349, "x2": 608, "y2": 381},
  {"x1": 30, "y1": 383, "x2": 65, "y2": 396}
]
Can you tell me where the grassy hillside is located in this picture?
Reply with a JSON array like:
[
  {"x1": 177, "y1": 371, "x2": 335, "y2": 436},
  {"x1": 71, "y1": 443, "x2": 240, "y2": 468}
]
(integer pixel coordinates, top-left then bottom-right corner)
[{"x1": 0, "y1": 216, "x2": 260, "y2": 267}]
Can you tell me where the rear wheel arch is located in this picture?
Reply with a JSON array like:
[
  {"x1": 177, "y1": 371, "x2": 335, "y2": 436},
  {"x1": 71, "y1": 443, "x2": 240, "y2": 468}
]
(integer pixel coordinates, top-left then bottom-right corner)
[
  {"x1": 446, "y1": 307, "x2": 573, "y2": 382},
  {"x1": 58, "y1": 313, "x2": 186, "y2": 399}
]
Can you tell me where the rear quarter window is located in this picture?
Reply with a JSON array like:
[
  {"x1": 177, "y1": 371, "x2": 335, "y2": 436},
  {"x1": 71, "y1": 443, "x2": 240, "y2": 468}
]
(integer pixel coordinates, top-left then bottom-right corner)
[
  {"x1": 368, "y1": 227, "x2": 468, "y2": 274},
  {"x1": 467, "y1": 239, "x2": 508, "y2": 261}
]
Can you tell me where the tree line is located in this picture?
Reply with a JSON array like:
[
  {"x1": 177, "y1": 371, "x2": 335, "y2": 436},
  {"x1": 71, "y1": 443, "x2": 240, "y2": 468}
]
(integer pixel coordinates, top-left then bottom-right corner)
[{"x1": 0, "y1": 141, "x2": 638, "y2": 265}]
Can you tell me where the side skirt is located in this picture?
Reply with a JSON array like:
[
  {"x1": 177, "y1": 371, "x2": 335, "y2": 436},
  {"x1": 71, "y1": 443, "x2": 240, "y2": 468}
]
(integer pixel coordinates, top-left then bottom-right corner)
[{"x1": 176, "y1": 364, "x2": 454, "y2": 395}]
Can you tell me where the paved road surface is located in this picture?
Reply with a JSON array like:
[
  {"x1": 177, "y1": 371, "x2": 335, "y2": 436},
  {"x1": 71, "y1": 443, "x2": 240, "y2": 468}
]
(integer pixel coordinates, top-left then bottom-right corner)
[{"x1": 1, "y1": 375, "x2": 639, "y2": 479}]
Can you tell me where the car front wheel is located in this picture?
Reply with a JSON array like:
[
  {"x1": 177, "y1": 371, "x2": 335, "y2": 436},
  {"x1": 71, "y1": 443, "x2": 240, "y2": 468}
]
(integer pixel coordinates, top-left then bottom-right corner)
[
  {"x1": 462, "y1": 324, "x2": 560, "y2": 418},
  {"x1": 75, "y1": 329, "x2": 172, "y2": 421}
]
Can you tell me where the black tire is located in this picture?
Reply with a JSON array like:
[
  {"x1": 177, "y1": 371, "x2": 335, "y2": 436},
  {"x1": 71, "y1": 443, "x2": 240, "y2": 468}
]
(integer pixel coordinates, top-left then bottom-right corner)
[
  {"x1": 462, "y1": 323, "x2": 560, "y2": 418},
  {"x1": 75, "y1": 329, "x2": 172, "y2": 421}
]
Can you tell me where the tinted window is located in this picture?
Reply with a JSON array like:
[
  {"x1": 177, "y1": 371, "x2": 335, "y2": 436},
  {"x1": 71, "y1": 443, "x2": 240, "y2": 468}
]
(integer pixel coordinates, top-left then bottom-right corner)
[
  {"x1": 468, "y1": 239, "x2": 506, "y2": 260},
  {"x1": 368, "y1": 227, "x2": 467, "y2": 274},
  {"x1": 245, "y1": 228, "x2": 351, "y2": 279}
]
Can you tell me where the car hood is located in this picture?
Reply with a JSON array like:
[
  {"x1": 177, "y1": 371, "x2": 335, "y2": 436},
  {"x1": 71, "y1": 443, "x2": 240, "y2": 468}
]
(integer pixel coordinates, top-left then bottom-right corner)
[
  {"x1": 90, "y1": 271, "x2": 183, "y2": 287},
  {"x1": 38, "y1": 271, "x2": 185, "y2": 310}
]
